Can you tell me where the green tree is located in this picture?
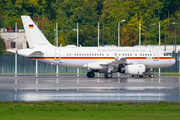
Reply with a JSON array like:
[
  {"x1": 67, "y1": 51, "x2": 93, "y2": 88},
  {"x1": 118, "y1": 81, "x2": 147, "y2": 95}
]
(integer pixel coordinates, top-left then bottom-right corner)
[
  {"x1": 0, "y1": 13, "x2": 2, "y2": 28},
  {"x1": 0, "y1": 36, "x2": 5, "y2": 54},
  {"x1": 71, "y1": 0, "x2": 99, "y2": 26},
  {"x1": 79, "y1": 24, "x2": 98, "y2": 46},
  {"x1": 101, "y1": 0, "x2": 160, "y2": 46},
  {"x1": 159, "y1": 0, "x2": 180, "y2": 20},
  {"x1": 121, "y1": 27, "x2": 137, "y2": 46}
]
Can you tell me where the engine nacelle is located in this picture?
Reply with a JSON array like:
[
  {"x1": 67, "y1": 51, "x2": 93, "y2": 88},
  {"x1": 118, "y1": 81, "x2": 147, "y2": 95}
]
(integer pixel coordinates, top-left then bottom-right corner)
[{"x1": 119, "y1": 64, "x2": 145, "y2": 75}]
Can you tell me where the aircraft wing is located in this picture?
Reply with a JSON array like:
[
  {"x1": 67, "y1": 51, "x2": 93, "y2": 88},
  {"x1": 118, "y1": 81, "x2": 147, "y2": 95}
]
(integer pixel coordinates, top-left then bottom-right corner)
[
  {"x1": 99, "y1": 57, "x2": 127, "y2": 65},
  {"x1": 84, "y1": 57, "x2": 138, "y2": 70},
  {"x1": 101, "y1": 57, "x2": 138, "y2": 66}
]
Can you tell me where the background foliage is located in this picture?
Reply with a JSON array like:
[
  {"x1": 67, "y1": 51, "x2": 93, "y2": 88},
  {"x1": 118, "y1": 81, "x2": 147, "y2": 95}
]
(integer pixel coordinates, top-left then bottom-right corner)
[{"x1": 0, "y1": 0, "x2": 180, "y2": 50}]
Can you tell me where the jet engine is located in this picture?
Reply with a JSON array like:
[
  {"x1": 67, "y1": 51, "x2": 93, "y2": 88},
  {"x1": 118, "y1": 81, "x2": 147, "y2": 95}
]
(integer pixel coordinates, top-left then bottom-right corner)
[{"x1": 118, "y1": 64, "x2": 145, "y2": 75}]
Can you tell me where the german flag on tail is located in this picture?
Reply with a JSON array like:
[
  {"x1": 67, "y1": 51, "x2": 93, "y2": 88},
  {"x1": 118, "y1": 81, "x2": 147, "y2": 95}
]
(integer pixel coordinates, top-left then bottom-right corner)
[{"x1": 29, "y1": 24, "x2": 34, "y2": 28}]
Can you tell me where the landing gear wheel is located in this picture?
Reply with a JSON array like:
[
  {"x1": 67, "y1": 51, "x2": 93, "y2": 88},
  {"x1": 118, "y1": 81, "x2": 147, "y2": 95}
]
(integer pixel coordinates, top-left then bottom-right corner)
[
  {"x1": 149, "y1": 74, "x2": 154, "y2": 78},
  {"x1": 139, "y1": 75, "x2": 143, "y2": 77},
  {"x1": 104, "y1": 72, "x2": 112, "y2": 78},
  {"x1": 87, "y1": 72, "x2": 95, "y2": 78}
]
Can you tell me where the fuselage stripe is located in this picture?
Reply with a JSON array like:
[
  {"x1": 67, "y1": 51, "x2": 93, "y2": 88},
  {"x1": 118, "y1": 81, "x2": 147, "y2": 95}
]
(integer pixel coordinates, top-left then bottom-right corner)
[{"x1": 28, "y1": 57, "x2": 174, "y2": 60}]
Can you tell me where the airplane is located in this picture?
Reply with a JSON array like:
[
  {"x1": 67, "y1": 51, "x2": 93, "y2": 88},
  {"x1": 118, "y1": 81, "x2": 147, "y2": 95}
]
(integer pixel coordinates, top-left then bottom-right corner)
[{"x1": 8, "y1": 15, "x2": 175, "y2": 78}]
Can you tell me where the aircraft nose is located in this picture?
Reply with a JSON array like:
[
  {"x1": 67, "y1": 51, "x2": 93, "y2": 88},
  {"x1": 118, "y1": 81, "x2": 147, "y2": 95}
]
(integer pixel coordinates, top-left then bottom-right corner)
[
  {"x1": 172, "y1": 58, "x2": 176, "y2": 65},
  {"x1": 170, "y1": 58, "x2": 176, "y2": 66}
]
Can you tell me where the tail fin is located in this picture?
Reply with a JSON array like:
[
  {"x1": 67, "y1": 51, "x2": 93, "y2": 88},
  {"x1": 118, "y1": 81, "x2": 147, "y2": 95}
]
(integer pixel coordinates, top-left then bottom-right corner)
[{"x1": 21, "y1": 15, "x2": 52, "y2": 48}]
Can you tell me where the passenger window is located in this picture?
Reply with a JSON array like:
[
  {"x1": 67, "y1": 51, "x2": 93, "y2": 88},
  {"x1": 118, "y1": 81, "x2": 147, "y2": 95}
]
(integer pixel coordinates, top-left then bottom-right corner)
[
  {"x1": 74, "y1": 54, "x2": 76, "y2": 56},
  {"x1": 102, "y1": 54, "x2": 104, "y2": 56},
  {"x1": 107, "y1": 54, "x2": 109, "y2": 56}
]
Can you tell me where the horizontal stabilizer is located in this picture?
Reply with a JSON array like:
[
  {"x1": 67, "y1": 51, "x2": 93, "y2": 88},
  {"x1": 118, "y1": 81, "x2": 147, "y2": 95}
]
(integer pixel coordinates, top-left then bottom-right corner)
[{"x1": 6, "y1": 49, "x2": 16, "y2": 53}]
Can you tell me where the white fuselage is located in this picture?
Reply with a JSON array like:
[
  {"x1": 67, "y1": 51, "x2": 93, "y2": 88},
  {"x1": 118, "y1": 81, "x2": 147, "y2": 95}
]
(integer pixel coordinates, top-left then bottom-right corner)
[{"x1": 18, "y1": 45, "x2": 175, "y2": 70}]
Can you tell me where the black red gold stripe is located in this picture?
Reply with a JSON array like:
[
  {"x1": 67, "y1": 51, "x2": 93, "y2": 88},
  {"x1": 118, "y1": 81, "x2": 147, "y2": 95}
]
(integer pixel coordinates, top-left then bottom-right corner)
[
  {"x1": 29, "y1": 24, "x2": 34, "y2": 28},
  {"x1": 28, "y1": 57, "x2": 174, "y2": 60},
  {"x1": 126, "y1": 57, "x2": 147, "y2": 60}
]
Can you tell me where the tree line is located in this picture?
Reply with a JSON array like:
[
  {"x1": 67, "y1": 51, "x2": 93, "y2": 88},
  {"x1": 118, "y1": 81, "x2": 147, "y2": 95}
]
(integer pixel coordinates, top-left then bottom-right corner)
[{"x1": 0, "y1": 0, "x2": 180, "y2": 53}]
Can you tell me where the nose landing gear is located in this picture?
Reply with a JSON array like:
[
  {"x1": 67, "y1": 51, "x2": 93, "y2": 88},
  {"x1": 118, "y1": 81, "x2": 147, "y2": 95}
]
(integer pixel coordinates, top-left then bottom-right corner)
[{"x1": 87, "y1": 72, "x2": 95, "y2": 78}]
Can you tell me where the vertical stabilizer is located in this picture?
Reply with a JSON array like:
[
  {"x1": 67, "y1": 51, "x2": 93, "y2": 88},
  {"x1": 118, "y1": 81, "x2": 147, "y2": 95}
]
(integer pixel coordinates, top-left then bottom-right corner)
[{"x1": 21, "y1": 15, "x2": 52, "y2": 48}]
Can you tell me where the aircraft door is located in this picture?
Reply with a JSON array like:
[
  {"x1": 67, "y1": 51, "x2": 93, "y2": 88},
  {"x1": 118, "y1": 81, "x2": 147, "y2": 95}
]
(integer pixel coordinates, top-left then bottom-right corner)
[
  {"x1": 114, "y1": 52, "x2": 118, "y2": 60},
  {"x1": 152, "y1": 49, "x2": 159, "y2": 61},
  {"x1": 54, "y1": 49, "x2": 61, "y2": 61}
]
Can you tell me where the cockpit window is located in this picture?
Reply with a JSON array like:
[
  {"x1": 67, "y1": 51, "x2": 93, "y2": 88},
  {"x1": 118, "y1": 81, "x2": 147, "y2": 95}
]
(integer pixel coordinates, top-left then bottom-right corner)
[{"x1": 164, "y1": 53, "x2": 168, "y2": 56}]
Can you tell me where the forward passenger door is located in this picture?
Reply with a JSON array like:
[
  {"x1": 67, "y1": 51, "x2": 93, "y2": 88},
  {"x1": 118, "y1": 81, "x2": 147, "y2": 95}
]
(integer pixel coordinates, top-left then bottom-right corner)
[
  {"x1": 54, "y1": 49, "x2": 61, "y2": 61},
  {"x1": 152, "y1": 49, "x2": 159, "y2": 61}
]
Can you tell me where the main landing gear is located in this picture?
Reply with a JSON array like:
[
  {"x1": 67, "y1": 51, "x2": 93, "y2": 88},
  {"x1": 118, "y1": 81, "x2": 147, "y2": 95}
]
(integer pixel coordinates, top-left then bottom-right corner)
[
  {"x1": 87, "y1": 72, "x2": 95, "y2": 78},
  {"x1": 104, "y1": 72, "x2": 113, "y2": 78},
  {"x1": 87, "y1": 72, "x2": 113, "y2": 78},
  {"x1": 146, "y1": 68, "x2": 154, "y2": 78},
  {"x1": 148, "y1": 74, "x2": 154, "y2": 78}
]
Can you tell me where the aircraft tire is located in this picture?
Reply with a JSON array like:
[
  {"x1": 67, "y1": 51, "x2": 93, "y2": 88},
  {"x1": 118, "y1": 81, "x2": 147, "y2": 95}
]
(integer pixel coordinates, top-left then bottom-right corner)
[
  {"x1": 87, "y1": 72, "x2": 95, "y2": 78},
  {"x1": 149, "y1": 74, "x2": 154, "y2": 78},
  {"x1": 139, "y1": 75, "x2": 143, "y2": 77},
  {"x1": 104, "y1": 72, "x2": 112, "y2": 78}
]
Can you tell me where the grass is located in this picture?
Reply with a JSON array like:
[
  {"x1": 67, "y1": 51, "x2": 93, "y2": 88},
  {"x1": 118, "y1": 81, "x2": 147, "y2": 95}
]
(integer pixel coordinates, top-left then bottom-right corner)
[
  {"x1": 162, "y1": 74, "x2": 180, "y2": 76},
  {"x1": 0, "y1": 101, "x2": 180, "y2": 120}
]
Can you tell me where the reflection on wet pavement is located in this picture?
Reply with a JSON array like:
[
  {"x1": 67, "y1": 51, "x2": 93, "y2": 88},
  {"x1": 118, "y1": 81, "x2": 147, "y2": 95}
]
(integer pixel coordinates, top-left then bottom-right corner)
[{"x1": 0, "y1": 74, "x2": 179, "y2": 102}]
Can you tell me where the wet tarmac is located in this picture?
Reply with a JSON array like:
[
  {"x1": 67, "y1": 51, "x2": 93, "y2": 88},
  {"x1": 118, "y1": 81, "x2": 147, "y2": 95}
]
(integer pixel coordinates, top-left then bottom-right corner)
[{"x1": 0, "y1": 74, "x2": 180, "y2": 102}]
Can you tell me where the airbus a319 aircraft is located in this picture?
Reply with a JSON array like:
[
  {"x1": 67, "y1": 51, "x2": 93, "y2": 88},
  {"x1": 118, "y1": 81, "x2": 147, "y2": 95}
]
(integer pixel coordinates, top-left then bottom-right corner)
[{"x1": 8, "y1": 16, "x2": 176, "y2": 78}]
